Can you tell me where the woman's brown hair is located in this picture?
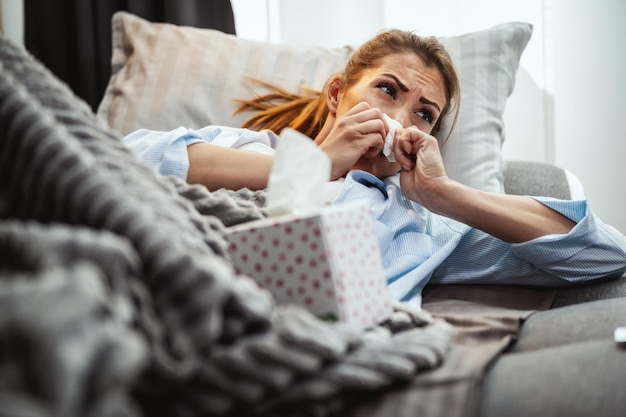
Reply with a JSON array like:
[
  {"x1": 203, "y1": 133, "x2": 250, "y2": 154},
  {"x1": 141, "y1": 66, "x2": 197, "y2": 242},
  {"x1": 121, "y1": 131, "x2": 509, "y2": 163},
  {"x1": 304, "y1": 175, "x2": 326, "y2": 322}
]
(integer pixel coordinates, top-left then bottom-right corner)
[{"x1": 236, "y1": 29, "x2": 460, "y2": 141}]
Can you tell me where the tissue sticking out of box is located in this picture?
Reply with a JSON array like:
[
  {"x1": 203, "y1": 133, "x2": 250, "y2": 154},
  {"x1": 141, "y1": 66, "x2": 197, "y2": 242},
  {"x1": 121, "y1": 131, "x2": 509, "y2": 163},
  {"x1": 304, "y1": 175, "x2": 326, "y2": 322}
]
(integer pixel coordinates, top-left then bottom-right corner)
[{"x1": 266, "y1": 128, "x2": 331, "y2": 217}]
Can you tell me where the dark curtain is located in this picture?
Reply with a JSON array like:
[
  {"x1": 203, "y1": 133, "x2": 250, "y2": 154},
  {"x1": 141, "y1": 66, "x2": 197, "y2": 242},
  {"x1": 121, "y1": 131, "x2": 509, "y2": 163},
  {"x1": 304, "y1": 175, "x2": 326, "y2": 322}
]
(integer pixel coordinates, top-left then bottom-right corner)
[{"x1": 24, "y1": 0, "x2": 236, "y2": 112}]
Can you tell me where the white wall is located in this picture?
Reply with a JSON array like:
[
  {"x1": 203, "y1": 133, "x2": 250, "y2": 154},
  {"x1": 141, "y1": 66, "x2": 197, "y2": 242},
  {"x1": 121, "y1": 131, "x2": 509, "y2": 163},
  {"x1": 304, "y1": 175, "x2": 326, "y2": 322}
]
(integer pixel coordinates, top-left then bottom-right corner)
[
  {"x1": 552, "y1": 0, "x2": 626, "y2": 234},
  {"x1": 0, "y1": 0, "x2": 24, "y2": 44},
  {"x1": 232, "y1": 0, "x2": 626, "y2": 233}
]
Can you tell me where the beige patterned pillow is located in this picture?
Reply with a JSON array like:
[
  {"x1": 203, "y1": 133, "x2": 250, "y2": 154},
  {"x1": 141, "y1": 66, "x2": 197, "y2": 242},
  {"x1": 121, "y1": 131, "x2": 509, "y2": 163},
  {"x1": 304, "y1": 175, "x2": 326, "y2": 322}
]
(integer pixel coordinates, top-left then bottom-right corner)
[{"x1": 97, "y1": 12, "x2": 531, "y2": 193}]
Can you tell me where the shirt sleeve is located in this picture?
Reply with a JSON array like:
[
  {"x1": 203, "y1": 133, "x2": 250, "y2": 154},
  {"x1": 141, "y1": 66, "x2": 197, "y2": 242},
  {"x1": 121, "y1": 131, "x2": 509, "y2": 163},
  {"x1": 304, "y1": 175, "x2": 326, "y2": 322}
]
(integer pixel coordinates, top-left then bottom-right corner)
[
  {"x1": 511, "y1": 197, "x2": 626, "y2": 282},
  {"x1": 122, "y1": 126, "x2": 278, "y2": 180},
  {"x1": 430, "y1": 197, "x2": 626, "y2": 286}
]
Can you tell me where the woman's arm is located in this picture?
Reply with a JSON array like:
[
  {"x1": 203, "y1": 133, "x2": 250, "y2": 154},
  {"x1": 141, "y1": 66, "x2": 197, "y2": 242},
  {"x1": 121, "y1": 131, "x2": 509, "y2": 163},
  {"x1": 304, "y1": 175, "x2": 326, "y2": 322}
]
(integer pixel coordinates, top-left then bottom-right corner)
[
  {"x1": 395, "y1": 127, "x2": 575, "y2": 243},
  {"x1": 122, "y1": 126, "x2": 277, "y2": 192},
  {"x1": 425, "y1": 181, "x2": 575, "y2": 243},
  {"x1": 187, "y1": 142, "x2": 274, "y2": 191}
]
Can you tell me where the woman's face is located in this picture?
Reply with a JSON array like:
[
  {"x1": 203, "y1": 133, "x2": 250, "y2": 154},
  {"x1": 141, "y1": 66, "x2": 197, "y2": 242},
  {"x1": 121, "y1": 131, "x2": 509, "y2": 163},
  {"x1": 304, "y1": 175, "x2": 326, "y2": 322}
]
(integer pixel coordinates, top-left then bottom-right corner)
[{"x1": 335, "y1": 53, "x2": 447, "y2": 178}]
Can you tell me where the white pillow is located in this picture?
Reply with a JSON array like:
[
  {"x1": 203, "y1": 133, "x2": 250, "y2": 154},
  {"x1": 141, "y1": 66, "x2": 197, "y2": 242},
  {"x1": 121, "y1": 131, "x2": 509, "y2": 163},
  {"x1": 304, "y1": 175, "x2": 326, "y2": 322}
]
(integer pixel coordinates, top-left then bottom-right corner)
[{"x1": 97, "y1": 12, "x2": 532, "y2": 193}]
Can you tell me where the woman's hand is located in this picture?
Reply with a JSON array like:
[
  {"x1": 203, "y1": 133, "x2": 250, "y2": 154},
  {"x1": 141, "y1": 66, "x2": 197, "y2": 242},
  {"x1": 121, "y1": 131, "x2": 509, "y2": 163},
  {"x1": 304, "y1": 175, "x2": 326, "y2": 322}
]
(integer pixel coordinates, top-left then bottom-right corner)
[
  {"x1": 395, "y1": 126, "x2": 450, "y2": 210},
  {"x1": 395, "y1": 127, "x2": 575, "y2": 242},
  {"x1": 314, "y1": 102, "x2": 388, "y2": 180}
]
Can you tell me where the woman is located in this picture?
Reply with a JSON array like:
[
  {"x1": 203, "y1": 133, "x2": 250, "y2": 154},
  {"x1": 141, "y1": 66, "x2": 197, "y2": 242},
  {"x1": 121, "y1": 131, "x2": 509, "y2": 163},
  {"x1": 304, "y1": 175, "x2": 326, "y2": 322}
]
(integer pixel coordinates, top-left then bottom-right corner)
[{"x1": 124, "y1": 29, "x2": 626, "y2": 306}]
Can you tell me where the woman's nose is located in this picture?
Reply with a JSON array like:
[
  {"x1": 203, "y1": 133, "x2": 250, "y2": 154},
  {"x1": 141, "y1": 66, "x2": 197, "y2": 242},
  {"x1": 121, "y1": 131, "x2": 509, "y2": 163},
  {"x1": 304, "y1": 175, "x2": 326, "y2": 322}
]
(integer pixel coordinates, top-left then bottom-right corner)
[{"x1": 387, "y1": 112, "x2": 408, "y2": 129}]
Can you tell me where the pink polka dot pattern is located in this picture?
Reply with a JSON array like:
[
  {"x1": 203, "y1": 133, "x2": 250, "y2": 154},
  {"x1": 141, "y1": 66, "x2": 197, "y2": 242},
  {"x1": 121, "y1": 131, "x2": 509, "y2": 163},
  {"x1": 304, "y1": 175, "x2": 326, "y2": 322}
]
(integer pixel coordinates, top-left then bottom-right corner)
[{"x1": 227, "y1": 202, "x2": 392, "y2": 327}]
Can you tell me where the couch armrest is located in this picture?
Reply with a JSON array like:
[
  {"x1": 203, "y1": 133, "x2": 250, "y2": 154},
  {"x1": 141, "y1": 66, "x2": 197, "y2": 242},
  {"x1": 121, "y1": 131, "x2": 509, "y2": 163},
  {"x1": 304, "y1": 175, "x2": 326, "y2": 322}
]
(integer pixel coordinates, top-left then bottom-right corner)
[{"x1": 503, "y1": 160, "x2": 585, "y2": 200}]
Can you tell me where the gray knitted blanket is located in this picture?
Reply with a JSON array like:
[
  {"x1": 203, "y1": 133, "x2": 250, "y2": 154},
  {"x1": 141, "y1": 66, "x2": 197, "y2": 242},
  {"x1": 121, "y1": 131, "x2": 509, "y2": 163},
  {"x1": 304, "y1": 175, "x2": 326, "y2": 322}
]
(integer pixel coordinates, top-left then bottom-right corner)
[{"x1": 0, "y1": 34, "x2": 452, "y2": 417}]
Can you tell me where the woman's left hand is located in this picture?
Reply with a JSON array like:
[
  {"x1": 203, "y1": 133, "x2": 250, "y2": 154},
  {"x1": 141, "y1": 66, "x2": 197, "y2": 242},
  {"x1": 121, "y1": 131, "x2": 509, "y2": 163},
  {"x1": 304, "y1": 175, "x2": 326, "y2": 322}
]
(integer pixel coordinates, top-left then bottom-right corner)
[{"x1": 395, "y1": 127, "x2": 449, "y2": 210}]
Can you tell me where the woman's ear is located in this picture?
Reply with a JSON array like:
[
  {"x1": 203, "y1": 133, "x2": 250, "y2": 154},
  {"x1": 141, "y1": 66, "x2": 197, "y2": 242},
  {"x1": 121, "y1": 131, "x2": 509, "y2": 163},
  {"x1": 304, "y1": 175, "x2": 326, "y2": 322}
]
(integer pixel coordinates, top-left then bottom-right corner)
[{"x1": 326, "y1": 76, "x2": 342, "y2": 113}]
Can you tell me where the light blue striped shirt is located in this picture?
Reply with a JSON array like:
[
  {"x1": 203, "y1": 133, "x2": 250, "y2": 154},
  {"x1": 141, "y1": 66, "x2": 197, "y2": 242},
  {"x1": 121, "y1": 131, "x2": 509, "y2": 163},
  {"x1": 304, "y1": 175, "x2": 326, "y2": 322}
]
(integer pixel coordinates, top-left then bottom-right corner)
[
  {"x1": 123, "y1": 125, "x2": 278, "y2": 180},
  {"x1": 336, "y1": 170, "x2": 626, "y2": 306},
  {"x1": 124, "y1": 126, "x2": 626, "y2": 307}
]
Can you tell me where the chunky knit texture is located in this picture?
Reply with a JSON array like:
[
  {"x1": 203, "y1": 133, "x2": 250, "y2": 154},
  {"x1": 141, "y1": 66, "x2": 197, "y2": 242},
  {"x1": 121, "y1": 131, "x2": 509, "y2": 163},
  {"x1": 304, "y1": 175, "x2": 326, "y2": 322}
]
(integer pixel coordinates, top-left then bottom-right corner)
[{"x1": 0, "y1": 34, "x2": 452, "y2": 417}]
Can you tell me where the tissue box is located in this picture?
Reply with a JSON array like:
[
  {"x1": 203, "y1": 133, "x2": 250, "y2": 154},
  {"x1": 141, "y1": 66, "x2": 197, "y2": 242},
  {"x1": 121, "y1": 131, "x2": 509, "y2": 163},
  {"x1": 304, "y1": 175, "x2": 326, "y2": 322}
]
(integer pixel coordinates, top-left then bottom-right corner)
[{"x1": 226, "y1": 202, "x2": 392, "y2": 327}]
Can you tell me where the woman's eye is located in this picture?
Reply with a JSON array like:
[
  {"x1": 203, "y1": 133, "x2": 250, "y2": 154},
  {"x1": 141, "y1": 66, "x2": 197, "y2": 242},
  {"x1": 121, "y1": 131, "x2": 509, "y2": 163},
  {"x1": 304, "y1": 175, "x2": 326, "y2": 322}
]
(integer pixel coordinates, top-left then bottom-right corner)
[
  {"x1": 377, "y1": 82, "x2": 397, "y2": 98},
  {"x1": 416, "y1": 110, "x2": 434, "y2": 124}
]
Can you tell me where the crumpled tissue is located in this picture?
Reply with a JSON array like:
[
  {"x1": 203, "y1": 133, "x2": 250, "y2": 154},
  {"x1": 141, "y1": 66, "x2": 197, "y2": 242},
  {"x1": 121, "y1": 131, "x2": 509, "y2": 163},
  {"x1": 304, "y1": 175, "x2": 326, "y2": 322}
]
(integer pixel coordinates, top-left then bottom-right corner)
[{"x1": 381, "y1": 114, "x2": 403, "y2": 162}]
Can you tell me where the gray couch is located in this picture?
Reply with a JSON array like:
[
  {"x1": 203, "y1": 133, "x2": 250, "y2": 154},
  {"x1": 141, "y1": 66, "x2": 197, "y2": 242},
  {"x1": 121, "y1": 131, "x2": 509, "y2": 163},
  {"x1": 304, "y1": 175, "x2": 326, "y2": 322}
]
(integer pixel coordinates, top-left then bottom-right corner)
[{"x1": 505, "y1": 160, "x2": 578, "y2": 200}]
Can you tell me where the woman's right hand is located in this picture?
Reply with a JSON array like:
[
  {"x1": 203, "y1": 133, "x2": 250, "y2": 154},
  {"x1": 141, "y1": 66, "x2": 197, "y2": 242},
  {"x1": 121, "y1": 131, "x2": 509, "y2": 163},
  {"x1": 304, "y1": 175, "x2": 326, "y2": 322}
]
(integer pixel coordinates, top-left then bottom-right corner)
[{"x1": 314, "y1": 102, "x2": 387, "y2": 180}]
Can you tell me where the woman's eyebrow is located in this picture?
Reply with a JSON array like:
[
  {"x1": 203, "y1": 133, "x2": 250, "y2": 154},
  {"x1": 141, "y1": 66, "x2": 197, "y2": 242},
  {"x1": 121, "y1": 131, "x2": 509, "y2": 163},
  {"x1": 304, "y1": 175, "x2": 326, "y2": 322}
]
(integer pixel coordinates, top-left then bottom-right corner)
[
  {"x1": 384, "y1": 73, "x2": 409, "y2": 92},
  {"x1": 421, "y1": 97, "x2": 441, "y2": 113},
  {"x1": 383, "y1": 73, "x2": 442, "y2": 112}
]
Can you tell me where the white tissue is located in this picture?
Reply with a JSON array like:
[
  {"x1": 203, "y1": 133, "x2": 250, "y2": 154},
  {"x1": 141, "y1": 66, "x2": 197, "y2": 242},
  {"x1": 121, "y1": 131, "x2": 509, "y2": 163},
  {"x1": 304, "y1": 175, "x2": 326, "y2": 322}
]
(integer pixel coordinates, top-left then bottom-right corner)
[
  {"x1": 382, "y1": 114, "x2": 402, "y2": 162},
  {"x1": 266, "y1": 128, "x2": 331, "y2": 216}
]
